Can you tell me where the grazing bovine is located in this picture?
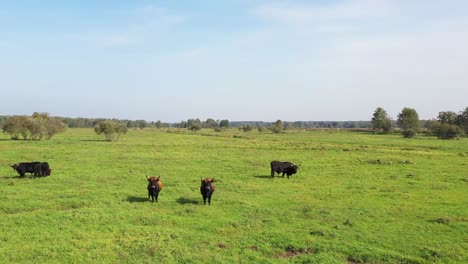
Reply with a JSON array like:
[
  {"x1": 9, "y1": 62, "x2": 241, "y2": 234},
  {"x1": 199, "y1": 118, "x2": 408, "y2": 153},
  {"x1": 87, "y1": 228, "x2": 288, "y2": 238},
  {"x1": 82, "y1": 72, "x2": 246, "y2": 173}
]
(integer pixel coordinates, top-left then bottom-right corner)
[
  {"x1": 200, "y1": 178, "x2": 215, "y2": 205},
  {"x1": 147, "y1": 176, "x2": 163, "y2": 203},
  {"x1": 270, "y1": 161, "x2": 300, "y2": 179},
  {"x1": 33, "y1": 162, "x2": 51, "y2": 177},
  {"x1": 11, "y1": 162, "x2": 41, "y2": 177}
]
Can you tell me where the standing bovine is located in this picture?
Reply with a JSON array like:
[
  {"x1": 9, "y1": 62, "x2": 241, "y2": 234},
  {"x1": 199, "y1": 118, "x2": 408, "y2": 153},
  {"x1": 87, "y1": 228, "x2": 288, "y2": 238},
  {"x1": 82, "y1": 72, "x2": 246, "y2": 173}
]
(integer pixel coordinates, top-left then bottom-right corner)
[
  {"x1": 33, "y1": 162, "x2": 51, "y2": 177},
  {"x1": 147, "y1": 176, "x2": 163, "y2": 203},
  {"x1": 270, "y1": 161, "x2": 300, "y2": 179},
  {"x1": 11, "y1": 162, "x2": 41, "y2": 177},
  {"x1": 200, "y1": 178, "x2": 215, "y2": 205}
]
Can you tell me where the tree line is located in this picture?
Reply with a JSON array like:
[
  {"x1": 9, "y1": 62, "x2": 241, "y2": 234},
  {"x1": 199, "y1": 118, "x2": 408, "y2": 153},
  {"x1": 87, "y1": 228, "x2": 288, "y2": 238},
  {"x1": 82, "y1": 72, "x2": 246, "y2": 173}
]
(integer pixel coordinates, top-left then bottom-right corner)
[
  {"x1": 371, "y1": 106, "x2": 468, "y2": 139},
  {"x1": 1, "y1": 106, "x2": 466, "y2": 141}
]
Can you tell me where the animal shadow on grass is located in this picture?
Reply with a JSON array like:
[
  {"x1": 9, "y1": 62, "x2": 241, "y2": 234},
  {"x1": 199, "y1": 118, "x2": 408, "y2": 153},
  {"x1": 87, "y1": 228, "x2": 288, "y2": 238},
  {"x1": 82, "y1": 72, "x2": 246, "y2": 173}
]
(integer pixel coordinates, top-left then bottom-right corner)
[
  {"x1": 81, "y1": 139, "x2": 111, "y2": 142},
  {"x1": 253, "y1": 175, "x2": 274, "y2": 179},
  {"x1": 0, "y1": 175, "x2": 23, "y2": 180},
  {"x1": 176, "y1": 197, "x2": 200, "y2": 205},
  {"x1": 127, "y1": 196, "x2": 148, "y2": 203}
]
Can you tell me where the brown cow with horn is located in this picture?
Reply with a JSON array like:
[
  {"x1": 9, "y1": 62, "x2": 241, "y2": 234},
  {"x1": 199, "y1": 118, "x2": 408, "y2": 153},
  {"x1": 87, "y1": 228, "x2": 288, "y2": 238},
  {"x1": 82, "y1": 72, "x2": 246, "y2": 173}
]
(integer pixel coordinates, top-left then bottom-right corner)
[
  {"x1": 200, "y1": 178, "x2": 215, "y2": 205},
  {"x1": 147, "y1": 176, "x2": 163, "y2": 203}
]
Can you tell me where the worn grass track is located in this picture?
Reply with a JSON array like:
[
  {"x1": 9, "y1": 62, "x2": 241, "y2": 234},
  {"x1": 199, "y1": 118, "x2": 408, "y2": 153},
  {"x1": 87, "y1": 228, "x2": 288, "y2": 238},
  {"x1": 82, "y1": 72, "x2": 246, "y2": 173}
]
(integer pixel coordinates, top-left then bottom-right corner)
[{"x1": 0, "y1": 128, "x2": 466, "y2": 263}]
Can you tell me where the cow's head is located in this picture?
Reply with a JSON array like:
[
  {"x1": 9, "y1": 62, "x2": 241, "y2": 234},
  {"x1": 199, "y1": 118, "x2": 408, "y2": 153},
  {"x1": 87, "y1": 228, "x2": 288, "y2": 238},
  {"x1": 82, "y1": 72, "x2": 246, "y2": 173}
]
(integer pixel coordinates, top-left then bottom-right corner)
[
  {"x1": 147, "y1": 176, "x2": 160, "y2": 188},
  {"x1": 10, "y1": 164, "x2": 18, "y2": 171},
  {"x1": 201, "y1": 178, "x2": 215, "y2": 191},
  {"x1": 290, "y1": 164, "x2": 299, "y2": 174},
  {"x1": 44, "y1": 169, "x2": 52, "y2": 176}
]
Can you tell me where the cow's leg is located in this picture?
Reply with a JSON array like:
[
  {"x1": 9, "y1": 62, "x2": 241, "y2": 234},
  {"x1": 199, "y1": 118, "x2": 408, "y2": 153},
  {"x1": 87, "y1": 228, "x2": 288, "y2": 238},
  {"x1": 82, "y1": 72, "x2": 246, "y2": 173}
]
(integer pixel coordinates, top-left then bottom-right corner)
[
  {"x1": 271, "y1": 169, "x2": 275, "y2": 177},
  {"x1": 208, "y1": 195, "x2": 212, "y2": 206},
  {"x1": 282, "y1": 172, "x2": 285, "y2": 177},
  {"x1": 155, "y1": 192, "x2": 159, "y2": 202},
  {"x1": 203, "y1": 195, "x2": 207, "y2": 205}
]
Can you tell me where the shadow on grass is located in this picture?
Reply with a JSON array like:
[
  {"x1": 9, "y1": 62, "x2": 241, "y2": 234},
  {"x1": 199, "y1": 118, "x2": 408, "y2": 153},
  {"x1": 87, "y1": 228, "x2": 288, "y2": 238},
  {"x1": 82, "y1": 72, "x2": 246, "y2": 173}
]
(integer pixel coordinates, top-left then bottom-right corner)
[
  {"x1": 0, "y1": 175, "x2": 25, "y2": 180},
  {"x1": 176, "y1": 197, "x2": 200, "y2": 205},
  {"x1": 81, "y1": 139, "x2": 110, "y2": 142},
  {"x1": 253, "y1": 175, "x2": 274, "y2": 179},
  {"x1": 127, "y1": 196, "x2": 148, "y2": 203}
]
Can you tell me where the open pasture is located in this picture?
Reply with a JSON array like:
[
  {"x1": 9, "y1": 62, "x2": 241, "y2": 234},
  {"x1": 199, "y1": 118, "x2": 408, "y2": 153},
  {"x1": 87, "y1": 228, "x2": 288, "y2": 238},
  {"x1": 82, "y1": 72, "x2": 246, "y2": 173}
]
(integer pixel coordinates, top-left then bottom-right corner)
[{"x1": 0, "y1": 129, "x2": 466, "y2": 263}]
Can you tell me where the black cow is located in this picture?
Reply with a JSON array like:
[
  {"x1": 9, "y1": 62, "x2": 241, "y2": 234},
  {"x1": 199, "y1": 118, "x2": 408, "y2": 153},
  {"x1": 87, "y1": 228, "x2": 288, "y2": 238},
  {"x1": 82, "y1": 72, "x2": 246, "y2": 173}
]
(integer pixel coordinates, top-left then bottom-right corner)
[
  {"x1": 200, "y1": 178, "x2": 215, "y2": 205},
  {"x1": 11, "y1": 162, "x2": 41, "y2": 177},
  {"x1": 33, "y1": 162, "x2": 51, "y2": 177},
  {"x1": 270, "y1": 161, "x2": 300, "y2": 179},
  {"x1": 147, "y1": 176, "x2": 163, "y2": 203}
]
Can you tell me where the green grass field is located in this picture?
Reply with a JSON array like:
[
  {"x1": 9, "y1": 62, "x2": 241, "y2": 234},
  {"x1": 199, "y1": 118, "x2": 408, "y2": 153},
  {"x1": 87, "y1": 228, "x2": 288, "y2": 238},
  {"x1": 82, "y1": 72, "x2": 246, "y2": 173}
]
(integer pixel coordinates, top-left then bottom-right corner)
[{"x1": 0, "y1": 128, "x2": 466, "y2": 263}]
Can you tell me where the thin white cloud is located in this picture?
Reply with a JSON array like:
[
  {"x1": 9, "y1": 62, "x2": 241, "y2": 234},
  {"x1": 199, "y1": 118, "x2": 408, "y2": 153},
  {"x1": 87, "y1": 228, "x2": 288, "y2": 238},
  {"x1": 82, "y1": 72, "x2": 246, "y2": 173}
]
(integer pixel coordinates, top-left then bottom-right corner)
[
  {"x1": 65, "y1": 5, "x2": 187, "y2": 48},
  {"x1": 252, "y1": 0, "x2": 393, "y2": 32}
]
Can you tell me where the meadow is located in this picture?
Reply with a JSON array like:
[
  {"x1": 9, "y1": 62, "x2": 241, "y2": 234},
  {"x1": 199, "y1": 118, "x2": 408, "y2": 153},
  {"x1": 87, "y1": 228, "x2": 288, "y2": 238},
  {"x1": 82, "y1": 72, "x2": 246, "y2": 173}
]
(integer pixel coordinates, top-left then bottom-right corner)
[{"x1": 0, "y1": 128, "x2": 466, "y2": 263}]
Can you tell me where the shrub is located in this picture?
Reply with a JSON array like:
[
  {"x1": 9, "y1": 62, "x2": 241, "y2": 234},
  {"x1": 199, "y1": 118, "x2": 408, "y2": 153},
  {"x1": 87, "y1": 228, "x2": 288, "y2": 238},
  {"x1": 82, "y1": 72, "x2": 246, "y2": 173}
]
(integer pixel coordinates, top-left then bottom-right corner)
[
  {"x1": 402, "y1": 129, "x2": 416, "y2": 138},
  {"x1": 435, "y1": 123, "x2": 463, "y2": 139},
  {"x1": 241, "y1": 125, "x2": 253, "y2": 132},
  {"x1": 94, "y1": 120, "x2": 128, "y2": 141}
]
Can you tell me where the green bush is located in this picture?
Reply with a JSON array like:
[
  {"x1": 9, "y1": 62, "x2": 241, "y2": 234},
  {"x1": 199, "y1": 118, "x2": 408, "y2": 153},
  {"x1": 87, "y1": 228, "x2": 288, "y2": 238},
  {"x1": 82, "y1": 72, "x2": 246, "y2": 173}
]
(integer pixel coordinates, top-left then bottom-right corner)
[
  {"x1": 435, "y1": 123, "x2": 463, "y2": 139},
  {"x1": 402, "y1": 129, "x2": 416, "y2": 138}
]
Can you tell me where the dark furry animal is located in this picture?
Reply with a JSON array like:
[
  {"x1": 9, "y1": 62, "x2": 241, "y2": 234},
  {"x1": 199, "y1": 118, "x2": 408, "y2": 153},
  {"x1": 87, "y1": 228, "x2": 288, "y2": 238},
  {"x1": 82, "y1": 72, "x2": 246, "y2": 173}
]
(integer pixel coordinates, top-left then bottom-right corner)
[
  {"x1": 11, "y1": 162, "x2": 41, "y2": 177},
  {"x1": 32, "y1": 162, "x2": 51, "y2": 177},
  {"x1": 270, "y1": 161, "x2": 300, "y2": 179},
  {"x1": 147, "y1": 176, "x2": 163, "y2": 203},
  {"x1": 200, "y1": 178, "x2": 215, "y2": 205}
]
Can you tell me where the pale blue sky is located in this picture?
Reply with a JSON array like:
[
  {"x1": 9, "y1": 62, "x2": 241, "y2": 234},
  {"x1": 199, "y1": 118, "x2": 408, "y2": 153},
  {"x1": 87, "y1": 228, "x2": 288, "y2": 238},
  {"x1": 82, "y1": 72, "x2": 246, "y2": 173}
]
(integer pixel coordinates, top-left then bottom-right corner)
[{"x1": 1, "y1": 0, "x2": 467, "y2": 122}]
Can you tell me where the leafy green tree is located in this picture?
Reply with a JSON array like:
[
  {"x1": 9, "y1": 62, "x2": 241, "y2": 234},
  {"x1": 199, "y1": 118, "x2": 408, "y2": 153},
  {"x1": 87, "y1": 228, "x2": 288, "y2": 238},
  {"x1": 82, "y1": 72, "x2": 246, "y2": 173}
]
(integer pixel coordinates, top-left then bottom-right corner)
[
  {"x1": 241, "y1": 125, "x2": 253, "y2": 132},
  {"x1": 203, "y1": 118, "x2": 218, "y2": 128},
  {"x1": 371, "y1": 107, "x2": 393, "y2": 133},
  {"x1": 46, "y1": 118, "x2": 66, "y2": 139},
  {"x1": 187, "y1": 118, "x2": 202, "y2": 131},
  {"x1": 269, "y1": 120, "x2": 284, "y2": 134},
  {"x1": 94, "y1": 120, "x2": 128, "y2": 141},
  {"x1": 397, "y1": 108, "x2": 420, "y2": 138},
  {"x1": 219, "y1": 119, "x2": 229, "y2": 128},
  {"x1": 432, "y1": 123, "x2": 463, "y2": 139},
  {"x1": 2, "y1": 116, "x2": 32, "y2": 139},
  {"x1": 437, "y1": 111, "x2": 457, "y2": 125},
  {"x1": 456, "y1": 107, "x2": 468, "y2": 133}
]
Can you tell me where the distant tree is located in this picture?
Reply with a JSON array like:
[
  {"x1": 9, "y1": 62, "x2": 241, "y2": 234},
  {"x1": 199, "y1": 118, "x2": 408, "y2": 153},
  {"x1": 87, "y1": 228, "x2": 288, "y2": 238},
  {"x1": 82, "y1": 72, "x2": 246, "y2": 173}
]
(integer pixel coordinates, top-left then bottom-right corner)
[
  {"x1": 432, "y1": 123, "x2": 463, "y2": 139},
  {"x1": 455, "y1": 107, "x2": 468, "y2": 133},
  {"x1": 371, "y1": 107, "x2": 393, "y2": 133},
  {"x1": 258, "y1": 125, "x2": 266, "y2": 132},
  {"x1": 269, "y1": 119, "x2": 283, "y2": 134},
  {"x1": 203, "y1": 118, "x2": 218, "y2": 128},
  {"x1": 2, "y1": 113, "x2": 66, "y2": 140},
  {"x1": 397, "y1": 108, "x2": 420, "y2": 138},
  {"x1": 154, "y1": 120, "x2": 162, "y2": 129},
  {"x1": 241, "y1": 125, "x2": 253, "y2": 132},
  {"x1": 437, "y1": 111, "x2": 458, "y2": 125},
  {"x1": 2, "y1": 116, "x2": 32, "y2": 139},
  {"x1": 45, "y1": 117, "x2": 67, "y2": 139},
  {"x1": 219, "y1": 119, "x2": 229, "y2": 128},
  {"x1": 187, "y1": 118, "x2": 202, "y2": 131},
  {"x1": 94, "y1": 120, "x2": 128, "y2": 141}
]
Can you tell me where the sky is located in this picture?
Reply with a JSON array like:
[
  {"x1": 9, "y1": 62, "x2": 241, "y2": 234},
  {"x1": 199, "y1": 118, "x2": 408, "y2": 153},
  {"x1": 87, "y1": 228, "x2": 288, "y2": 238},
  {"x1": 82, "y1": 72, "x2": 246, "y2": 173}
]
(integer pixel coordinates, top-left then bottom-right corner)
[{"x1": 1, "y1": 0, "x2": 467, "y2": 122}]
